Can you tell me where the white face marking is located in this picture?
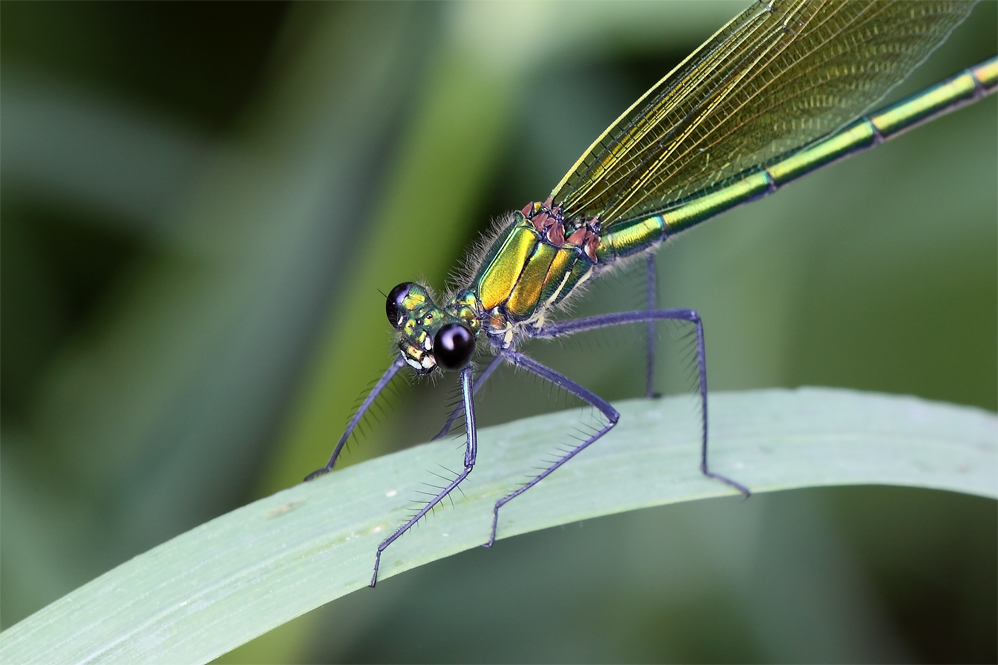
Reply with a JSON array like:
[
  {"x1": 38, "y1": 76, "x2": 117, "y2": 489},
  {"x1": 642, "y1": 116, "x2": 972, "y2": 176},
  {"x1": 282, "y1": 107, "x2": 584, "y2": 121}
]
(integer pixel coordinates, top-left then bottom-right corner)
[
  {"x1": 420, "y1": 356, "x2": 434, "y2": 369},
  {"x1": 405, "y1": 358, "x2": 422, "y2": 371},
  {"x1": 423, "y1": 336, "x2": 432, "y2": 350}
]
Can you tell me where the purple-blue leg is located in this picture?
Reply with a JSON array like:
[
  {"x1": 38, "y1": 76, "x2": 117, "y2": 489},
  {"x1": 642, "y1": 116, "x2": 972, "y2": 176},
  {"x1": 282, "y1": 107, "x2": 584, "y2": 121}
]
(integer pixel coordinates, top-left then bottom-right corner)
[
  {"x1": 304, "y1": 355, "x2": 406, "y2": 482},
  {"x1": 371, "y1": 365, "x2": 477, "y2": 587},
  {"x1": 645, "y1": 253, "x2": 659, "y2": 399},
  {"x1": 535, "y1": 309, "x2": 750, "y2": 498},
  {"x1": 432, "y1": 352, "x2": 504, "y2": 440},
  {"x1": 484, "y1": 348, "x2": 620, "y2": 548}
]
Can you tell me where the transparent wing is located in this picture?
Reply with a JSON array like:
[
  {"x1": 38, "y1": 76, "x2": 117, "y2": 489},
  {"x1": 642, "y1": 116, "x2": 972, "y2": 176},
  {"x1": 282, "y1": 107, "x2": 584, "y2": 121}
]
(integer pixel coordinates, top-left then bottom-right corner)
[{"x1": 551, "y1": 0, "x2": 976, "y2": 227}]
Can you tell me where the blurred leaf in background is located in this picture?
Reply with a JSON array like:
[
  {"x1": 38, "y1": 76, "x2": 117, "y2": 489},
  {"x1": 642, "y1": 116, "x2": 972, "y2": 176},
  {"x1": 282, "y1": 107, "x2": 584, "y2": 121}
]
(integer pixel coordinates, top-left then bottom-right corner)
[
  {"x1": 2, "y1": 0, "x2": 440, "y2": 629},
  {"x1": 2, "y1": 2, "x2": 995, "y2": 663}
]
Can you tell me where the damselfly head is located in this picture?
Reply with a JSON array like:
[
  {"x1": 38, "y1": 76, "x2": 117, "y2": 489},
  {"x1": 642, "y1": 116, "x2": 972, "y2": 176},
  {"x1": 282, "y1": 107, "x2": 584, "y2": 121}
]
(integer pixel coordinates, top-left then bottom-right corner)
[{"x1": 385, "y1": 282, "x2": 479, "y2": 374}]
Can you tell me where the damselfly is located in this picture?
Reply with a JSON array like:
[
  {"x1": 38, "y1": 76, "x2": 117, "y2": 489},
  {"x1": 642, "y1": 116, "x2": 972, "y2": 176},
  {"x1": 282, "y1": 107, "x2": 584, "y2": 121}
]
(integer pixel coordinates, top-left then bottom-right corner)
[{"x1": 307, "y1": 0, "x2": 997, "y2": 587}]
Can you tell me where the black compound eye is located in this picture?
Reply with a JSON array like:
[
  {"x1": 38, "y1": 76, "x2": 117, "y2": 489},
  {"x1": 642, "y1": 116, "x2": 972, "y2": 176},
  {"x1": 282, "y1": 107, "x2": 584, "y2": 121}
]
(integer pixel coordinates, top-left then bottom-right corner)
[
  {"x1": 386, "y1": 282, "x2": 413, "y2": 329},
  {"x1": 433, "y1": 323, "x2": 475, "y2": 370}
]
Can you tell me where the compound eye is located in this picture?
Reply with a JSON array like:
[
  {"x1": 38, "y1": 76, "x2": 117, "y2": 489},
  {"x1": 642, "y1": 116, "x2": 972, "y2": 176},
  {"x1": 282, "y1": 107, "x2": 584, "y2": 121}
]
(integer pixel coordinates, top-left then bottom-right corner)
[
  {"x1": 433, "y1": 323, "x2": 475, "y2": 370},
  {"x1": 386, "y1": 282, "x2": 414, "y2": 329}
]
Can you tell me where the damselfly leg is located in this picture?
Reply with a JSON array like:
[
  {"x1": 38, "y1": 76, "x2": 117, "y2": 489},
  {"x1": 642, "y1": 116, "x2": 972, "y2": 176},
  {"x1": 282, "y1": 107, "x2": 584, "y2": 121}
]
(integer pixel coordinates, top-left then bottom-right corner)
[
  {"x1": 371, "y1": 365, "x2": 478, "y2": 587},
  {"x1": 534, "y1": 309, "x2": 751, "y2": 497},
  {"x1": 645, "y1": 254, "x2": 661, "y2": 400},
  {"x1": 483, "y1": 348, "x2": 619, "y2": 548},
  {"x1": 304, "y1": 356, "x2": 406, "y2": 482},
  {"x1": 432, "y1": 352, "x2": 504, "y2": 441},
  {"x1": 484, "y1": 307, "x2": 750, "y2": 547}
]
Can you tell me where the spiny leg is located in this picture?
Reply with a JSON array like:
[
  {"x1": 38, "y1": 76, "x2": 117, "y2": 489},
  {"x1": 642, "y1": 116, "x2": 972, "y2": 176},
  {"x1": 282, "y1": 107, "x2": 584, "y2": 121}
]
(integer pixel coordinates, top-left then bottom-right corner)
[
  {"x1": 645, "y1": 253, "x2": 660, "y2": 399},
  {"x1": 304, "y1": 356, "x2": 406, "y2": 482},
  {"x1": 432, "y1": 352, "x2": 503, "y2": 440},
  {"x1": 484, "y1": 349, "x2": 620, "y2": 548},
  {"x1": 371, "y1": 365, "x2": 477, "y2": 587},
  {"x1": 535, "y1": 309, "x2": 750, "y2": 498}
]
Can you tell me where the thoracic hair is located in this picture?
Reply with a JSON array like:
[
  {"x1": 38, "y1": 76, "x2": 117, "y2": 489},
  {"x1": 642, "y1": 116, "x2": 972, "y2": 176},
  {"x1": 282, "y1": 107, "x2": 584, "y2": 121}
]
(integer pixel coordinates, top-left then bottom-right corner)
[{"x1": 443, "y1": 211, "x2": 519, "y2": 302}]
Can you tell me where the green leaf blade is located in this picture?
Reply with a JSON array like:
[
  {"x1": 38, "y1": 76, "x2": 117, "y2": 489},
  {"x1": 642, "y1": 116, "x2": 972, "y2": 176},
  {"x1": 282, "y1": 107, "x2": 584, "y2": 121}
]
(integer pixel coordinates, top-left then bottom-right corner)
[{"x1": 2, "y1": 388, "x2": 994, "y2": 665}]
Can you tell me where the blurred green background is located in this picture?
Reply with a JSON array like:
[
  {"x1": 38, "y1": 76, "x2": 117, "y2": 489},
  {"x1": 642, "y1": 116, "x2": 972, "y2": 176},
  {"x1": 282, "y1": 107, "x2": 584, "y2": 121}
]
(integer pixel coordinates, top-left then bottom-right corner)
[{"x1": 2, "y1": 2, "x2": 995, "y2": 662}]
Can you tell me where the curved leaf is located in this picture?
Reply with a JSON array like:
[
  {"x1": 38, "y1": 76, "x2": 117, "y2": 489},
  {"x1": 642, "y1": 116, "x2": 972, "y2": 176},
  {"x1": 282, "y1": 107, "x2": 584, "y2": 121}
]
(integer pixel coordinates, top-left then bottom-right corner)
[{"x1": 1, "y1": 388, "x2": 994, "y2": 665}]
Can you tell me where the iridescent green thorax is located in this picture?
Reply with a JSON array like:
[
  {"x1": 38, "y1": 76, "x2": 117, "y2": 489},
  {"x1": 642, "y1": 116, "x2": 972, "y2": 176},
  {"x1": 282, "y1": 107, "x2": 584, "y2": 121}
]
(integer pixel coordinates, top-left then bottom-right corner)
[
  {"x1": 467, "y1": 201, "x2": 600, "y2": 346},
  {"x1": 392, "y1": 200, "x2": 611, "y2": 371}
]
